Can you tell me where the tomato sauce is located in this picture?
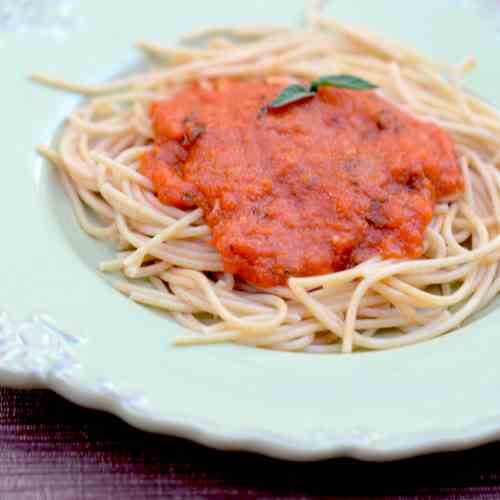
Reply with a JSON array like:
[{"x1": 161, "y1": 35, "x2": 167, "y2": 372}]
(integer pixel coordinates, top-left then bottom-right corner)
[{"x1": 141, "y1": 79, "x2": 463, "y2": 287}]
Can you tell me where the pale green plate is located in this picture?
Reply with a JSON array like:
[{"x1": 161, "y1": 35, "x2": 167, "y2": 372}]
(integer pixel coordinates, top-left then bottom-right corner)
[{"x1": 2, "y1": 0, "x2": 500, "y2": 461}]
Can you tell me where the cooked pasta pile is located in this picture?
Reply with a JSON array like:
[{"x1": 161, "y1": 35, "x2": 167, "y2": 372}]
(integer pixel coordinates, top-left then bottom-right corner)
[{"x1": 35, "y1": 8, "x2": 500, "y2": 353}]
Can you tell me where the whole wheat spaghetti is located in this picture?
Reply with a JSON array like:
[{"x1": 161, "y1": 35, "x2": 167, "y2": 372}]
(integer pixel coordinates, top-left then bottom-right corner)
[{"x1": 34, "y1": 7, "x2": 500, "y2": 354}]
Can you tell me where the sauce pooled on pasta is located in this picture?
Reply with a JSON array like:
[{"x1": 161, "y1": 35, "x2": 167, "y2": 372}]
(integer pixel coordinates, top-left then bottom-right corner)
[{"x1": 141, "y1": 79, "x2": 463, "y2": 287}]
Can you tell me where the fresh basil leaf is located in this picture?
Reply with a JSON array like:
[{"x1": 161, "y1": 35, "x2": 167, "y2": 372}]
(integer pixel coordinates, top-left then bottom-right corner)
[
  {"x1": 268, "y1": 84, "x2": 316, "y2": 109},
  {"x1": 265, "y1": 75, "x2": 378, "y2": 112},
  {"x1": 310, "y1": 74, "x2": 377, "y2": 92}
]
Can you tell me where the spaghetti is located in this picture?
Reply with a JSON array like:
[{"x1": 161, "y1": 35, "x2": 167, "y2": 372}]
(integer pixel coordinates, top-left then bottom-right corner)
[{"x1": 35, "y1": 8, "x2": 500, "y2": 353}]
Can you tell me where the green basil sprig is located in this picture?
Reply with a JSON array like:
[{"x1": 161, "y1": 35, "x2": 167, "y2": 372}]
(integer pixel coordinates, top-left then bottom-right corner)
[
  {"x1": 267, "y1": 74, "x2": 377, "y2": 110},
  {"x1": 310, "y1": 74, "x2": 377, "y2": 92},
  {"x1": 267, "y1": 84, "x2": 316, "y2": 109}
]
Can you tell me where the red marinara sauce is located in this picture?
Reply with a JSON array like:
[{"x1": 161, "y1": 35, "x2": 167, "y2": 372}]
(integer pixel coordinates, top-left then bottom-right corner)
[{"x1": 141, "y1": 79, "x2": 463, "y2": 287}]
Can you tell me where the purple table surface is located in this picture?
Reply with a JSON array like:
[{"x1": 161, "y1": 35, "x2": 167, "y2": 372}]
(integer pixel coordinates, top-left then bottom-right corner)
[{"x1": 2, "y1": 389, "x2": 500, "y2": 499}]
